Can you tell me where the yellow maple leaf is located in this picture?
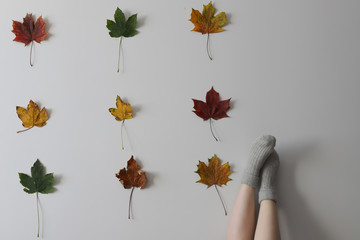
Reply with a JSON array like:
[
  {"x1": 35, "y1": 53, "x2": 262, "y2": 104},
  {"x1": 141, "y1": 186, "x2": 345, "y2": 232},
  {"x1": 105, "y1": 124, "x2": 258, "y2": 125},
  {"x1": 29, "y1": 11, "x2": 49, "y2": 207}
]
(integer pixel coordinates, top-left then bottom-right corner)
[
  {"x1": 109, "y1": 96, "x2": 132, "y2": 121},
  {"x1": 196, "y1": 154, "x2": 231, "y2": 215},
  {"x1": 196, "y1": 154, "x2": 232, "y2": 188},
  {"x1": 16, "y1": 100, "x2": 49, "y2": 133},
  {"x1": 109, "y1": 96, "x2": 133, "y2": 150}
]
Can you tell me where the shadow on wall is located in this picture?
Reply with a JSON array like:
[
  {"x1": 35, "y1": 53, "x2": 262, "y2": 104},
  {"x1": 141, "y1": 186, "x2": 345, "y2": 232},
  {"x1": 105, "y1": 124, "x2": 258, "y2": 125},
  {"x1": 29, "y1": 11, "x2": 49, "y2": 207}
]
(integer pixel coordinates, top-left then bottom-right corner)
[{"x1": 277, "y1": 141, "x2": 330, "y2": 240}]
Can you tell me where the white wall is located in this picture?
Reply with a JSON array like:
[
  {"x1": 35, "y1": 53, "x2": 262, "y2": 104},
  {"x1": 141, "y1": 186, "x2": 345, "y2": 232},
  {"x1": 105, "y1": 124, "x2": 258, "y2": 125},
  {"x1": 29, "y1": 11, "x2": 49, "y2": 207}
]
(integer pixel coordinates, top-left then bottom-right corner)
[{"x1": 0, "y1": 0, "x2": 359, "y2": 239}]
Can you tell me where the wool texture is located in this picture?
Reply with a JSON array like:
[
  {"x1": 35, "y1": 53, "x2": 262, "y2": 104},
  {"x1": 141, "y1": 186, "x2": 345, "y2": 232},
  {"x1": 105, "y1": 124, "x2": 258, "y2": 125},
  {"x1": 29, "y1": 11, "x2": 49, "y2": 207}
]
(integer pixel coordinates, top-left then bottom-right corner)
[
  {"x1": 241, "y1": 135, "x2": 276, "y2": 188},
  {"x1": 259, "y1": 151, "x2": 280, "y2": 203}
]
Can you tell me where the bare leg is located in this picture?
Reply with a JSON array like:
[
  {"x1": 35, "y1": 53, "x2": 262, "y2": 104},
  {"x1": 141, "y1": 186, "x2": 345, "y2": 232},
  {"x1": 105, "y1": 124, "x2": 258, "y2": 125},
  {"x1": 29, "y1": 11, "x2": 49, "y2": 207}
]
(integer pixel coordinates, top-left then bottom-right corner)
[
  {"x1": 227, "y1": 136, "x2": 276, "y2": 240},
  {"x1": 254, "y1": 200, "x2": 281, "y2": 240},
  {"x1": 255, "y1": 151, "x2": 281, "y2": 240},
  {"x1": 227, "y1": 184, "x2": 256, "y2": 240}
]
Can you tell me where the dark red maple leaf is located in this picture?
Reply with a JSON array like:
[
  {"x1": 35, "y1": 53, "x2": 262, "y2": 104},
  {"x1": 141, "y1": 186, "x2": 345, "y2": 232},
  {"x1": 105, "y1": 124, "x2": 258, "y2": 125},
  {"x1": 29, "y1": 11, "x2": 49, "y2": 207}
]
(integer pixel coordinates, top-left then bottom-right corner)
[
  {"x1": 192, "y1": 87, "x2": 231, "y2": 141},
  {"x1": 12, "y1": 13, "x2": 48, "y2": 66}
]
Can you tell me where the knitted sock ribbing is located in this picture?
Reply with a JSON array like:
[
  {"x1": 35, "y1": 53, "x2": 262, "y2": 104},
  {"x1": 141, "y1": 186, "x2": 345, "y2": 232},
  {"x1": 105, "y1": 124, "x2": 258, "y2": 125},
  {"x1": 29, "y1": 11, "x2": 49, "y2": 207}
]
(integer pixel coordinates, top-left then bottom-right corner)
[
  {"x1": 241, "y1": 135, "x2": 276, "y2": 188},
  {"x1": 259, "y1": 151, "x2": 280, "y2": 203}
]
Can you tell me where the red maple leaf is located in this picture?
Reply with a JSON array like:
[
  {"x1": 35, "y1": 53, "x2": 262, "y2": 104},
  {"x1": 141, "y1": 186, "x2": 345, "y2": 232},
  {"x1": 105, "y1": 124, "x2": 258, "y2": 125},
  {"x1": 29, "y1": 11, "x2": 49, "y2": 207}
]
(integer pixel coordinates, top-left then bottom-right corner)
[
  {"x1": 12, "y1": 13, "x2": 48, "y2": 66},
  {"x1": 192, "y1": 87, "x2": 231, "y2": 141},
  {"x1": 12, "y1": 14, "x2": 47, "y2": 46}
]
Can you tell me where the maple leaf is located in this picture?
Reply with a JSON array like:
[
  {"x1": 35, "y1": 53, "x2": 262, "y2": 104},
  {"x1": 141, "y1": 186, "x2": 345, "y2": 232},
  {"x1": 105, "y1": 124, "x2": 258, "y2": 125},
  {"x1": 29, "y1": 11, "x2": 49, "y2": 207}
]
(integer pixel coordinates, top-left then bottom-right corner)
[
  {"x1": 196, "y1": 155, "x2": 232, "y2": 188},
  {"x1": 192, "y1": 87, "x2": 231, "y2": 141},
  {"x1": 116, "y1": 156, "x2": 147, "y2": 189},
  {"x1": 190, "y1": 2, "x2": 227, "y2": 34},
  {"x1": 109, "y1": 96, "x2": 132, "y2": 150},
  {"x1": 16, "y1": 100, "x2": 49, "y2": 133},
  {"x1": 116, "y1": 156, "x2": 147, "y2": 219},
  {"x1": 12, "y1": 13, "x2": 48, "y2": 66},
  {"x1": 189, "y1": 2, "x2": 227, "y2": 60},
  {"x1": 19, "y1": 159, "x2": 55, "y2": 237},
  {"x1": 106, "y1": 8, "x2": 138, "y2": 72},
  {"x1": 109, "y1": 95, "x2": 133, "y2": 121},
  {"x1": 196, "y1": 154, "x2": 231, "y2": 215}
]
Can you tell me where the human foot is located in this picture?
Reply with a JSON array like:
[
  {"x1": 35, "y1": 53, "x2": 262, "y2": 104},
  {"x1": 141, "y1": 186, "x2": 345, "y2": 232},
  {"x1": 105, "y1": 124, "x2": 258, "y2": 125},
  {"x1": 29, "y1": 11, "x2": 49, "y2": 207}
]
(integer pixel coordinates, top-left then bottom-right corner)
[{"x1": 241, "y1": 135, "x2": 276, "y2": 188}]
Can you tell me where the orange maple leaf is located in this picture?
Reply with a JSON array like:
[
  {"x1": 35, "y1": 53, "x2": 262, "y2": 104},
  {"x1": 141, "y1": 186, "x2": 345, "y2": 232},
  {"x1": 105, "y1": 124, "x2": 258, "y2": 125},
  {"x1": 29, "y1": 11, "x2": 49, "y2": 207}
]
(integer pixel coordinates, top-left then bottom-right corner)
[
  {"x1": 189, "y1": 2, "x2": 227, "y2": 60},
  {"x1": 196, "y1": 154, "x2": 231, "y2": 215},
  {"x1": 116, "y1": 156, "x2": 147, "y2": 219},
  {"x1": 190, "y1": 2, "x2": 227, "y2": 34},
  {"x1": 116, "y1": 156, "x2": 147, "y2": 189}
]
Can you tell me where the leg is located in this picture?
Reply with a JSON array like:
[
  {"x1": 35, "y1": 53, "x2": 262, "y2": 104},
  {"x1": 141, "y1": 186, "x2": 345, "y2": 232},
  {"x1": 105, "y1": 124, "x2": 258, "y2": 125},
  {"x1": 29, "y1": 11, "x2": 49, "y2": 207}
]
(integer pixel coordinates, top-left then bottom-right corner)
[
  {"x1": 227, "y1": 184, "x2": 256, "y2": 240},
  {"x1": 227, "y1": 135, "x2": 276, "y2": 240},
  {"x1": 255, "y1": 152, "x2": 281, "y2": 240},
  {"x1": 254, "y1": 200, "x2": 281, "y2": 240}
]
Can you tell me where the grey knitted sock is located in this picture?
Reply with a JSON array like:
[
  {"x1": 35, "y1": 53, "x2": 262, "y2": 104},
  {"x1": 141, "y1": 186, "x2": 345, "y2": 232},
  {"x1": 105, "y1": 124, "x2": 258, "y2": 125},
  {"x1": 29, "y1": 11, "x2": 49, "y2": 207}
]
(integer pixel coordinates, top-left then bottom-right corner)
[
  {"x1": 241, "y1": 135, "x2": 276, "y2": 188},
  {"x1": 259, "y1": 151, "x2": 280, "y2": 203}
]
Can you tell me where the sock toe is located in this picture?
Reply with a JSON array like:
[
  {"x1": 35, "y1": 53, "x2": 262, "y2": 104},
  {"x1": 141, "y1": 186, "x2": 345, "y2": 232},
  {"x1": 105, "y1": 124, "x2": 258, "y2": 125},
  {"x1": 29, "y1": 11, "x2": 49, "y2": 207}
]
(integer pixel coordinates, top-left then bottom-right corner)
[
  {"x1": 255, "y1": 135, "x2": 276, "y2": 148},
  {"x1": 241, "y1": 135, "x2": 276, "y2": 188}
]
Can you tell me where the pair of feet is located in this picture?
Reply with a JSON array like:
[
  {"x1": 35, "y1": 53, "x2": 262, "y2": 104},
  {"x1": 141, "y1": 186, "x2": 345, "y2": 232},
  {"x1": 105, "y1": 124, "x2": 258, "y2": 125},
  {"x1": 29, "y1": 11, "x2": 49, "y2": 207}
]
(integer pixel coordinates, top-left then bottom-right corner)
[{"x1": 242, "y1": 135, "x2": 279, "y2": 203}]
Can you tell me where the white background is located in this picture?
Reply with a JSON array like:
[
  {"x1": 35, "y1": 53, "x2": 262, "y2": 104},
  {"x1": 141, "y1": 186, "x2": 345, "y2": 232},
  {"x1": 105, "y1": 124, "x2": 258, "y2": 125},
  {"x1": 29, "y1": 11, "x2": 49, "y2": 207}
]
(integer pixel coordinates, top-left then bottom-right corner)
[{"x1": 1, "y1": 0, "x2": 360, "y2": 239}]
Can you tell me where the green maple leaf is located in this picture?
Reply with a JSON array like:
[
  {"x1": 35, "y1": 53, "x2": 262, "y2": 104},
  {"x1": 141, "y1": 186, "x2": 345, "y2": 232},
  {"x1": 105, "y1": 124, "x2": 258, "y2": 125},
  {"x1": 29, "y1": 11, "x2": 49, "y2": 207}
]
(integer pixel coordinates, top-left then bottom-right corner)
[
  {"x1": 19, "y1": 159, "x2": 54, "y2": 194},
  {"x1": 106, "y1": 7, "x2": 138, "y2": 72},
  {"x1": 18, "y1": 159, "x2": 55, "y2": 238},
  {"x1": 106, "y1": 8, "x2": 138, "y2": 38}
]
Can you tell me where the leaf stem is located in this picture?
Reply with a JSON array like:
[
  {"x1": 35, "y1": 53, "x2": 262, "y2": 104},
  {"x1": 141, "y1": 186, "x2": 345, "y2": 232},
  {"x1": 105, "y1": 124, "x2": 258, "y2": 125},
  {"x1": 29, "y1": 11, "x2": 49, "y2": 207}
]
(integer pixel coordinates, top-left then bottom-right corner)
[
  {"x1": 209, "y1": 119, "x2": 218, "y2": 141},
  {"x1": 17, "y1": 126, "x2": 33, "y2": 133},
  {"x1": 128, "y1": 187, "x2": 135, "y2": 219},
  {"x1": 121, "y1": 119, "x2": 125, "y2": 150},
  {"x1": 30, "y1": 41, "x2": 34, "y2": 67},
  {"x1": 36, "y1": 192, "x2": 40, "y2": 238},
  {"x1": 206, "y1": 33, "x2": 213, "y2": 61},
  {"x1": 214, "y1": 185, "x2": 227, "y2": 216},
  {"x1": 117, "y1": 37, "x2": 123, "y2": 72}
]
